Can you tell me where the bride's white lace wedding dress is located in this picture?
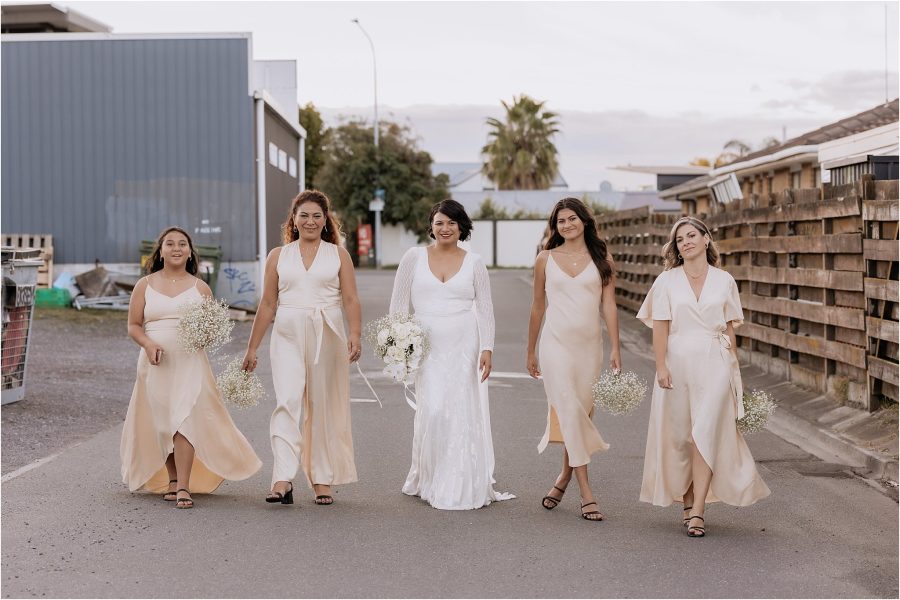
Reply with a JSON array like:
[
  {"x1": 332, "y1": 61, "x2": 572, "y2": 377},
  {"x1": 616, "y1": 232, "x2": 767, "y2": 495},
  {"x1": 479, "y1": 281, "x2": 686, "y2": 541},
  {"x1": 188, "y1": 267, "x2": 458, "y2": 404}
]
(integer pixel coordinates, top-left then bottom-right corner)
[{"x1": 389, "y1": 246, "x2": 515, "y2": 510}]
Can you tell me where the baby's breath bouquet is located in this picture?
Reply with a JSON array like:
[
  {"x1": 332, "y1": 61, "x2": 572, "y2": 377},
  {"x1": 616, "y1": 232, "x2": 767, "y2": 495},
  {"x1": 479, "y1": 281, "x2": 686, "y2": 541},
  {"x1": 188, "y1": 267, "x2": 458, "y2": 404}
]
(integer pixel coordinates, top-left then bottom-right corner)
[
  {"x1": 736, "y1": 389, "x2": 776, "y2": 434},
  {"x1": 364, "y1": 313, "x2": 429, "y2": 384},
  {"x1": 592, "y1": 370, "x2": 648, "y2": 416},
  {"x1": 177, "y1": 296, "x2": 234, "y2": 353},
  {"x1": 216, "y1": 357, "x2": 264, "y2": 409}
]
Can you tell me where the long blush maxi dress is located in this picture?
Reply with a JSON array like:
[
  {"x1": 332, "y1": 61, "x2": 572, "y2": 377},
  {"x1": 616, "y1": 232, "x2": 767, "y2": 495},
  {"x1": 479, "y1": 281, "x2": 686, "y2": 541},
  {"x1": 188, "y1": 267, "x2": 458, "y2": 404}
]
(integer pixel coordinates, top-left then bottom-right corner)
[
  {"x1": 120, "y1": 282, "x2": 262, "y2": 493},
  {"x1": 537, "y1": 252, "x2": 610, "y2": 467},
  {"x1": 269, "y1": 240, "x2": 357, "y2": 489},
  {"x1": 637, "y1": 266, "x2": 770, "y2": 506}
]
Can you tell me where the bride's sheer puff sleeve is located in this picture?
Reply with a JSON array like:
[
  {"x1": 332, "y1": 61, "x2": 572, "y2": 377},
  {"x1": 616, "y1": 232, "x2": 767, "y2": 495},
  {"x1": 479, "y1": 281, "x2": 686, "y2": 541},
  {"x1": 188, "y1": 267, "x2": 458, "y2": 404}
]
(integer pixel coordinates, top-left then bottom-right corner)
[
  {"x1": 389, "y1": 247, "x2": 418, "y2": 315},
  {"x1": 472, "y1": 254, "x2": 495, "y2": 353}
]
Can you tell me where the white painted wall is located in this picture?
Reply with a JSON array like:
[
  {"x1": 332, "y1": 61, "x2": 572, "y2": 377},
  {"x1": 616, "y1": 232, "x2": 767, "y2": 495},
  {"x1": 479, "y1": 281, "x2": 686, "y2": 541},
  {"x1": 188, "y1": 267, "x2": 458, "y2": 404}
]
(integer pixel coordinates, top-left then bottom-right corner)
[
  {"x1": 468, "y1": 220, "x2": 495, "y2": 264},
  {"x1": 496, "y1": 220, "x2": 546, "y2": 267},
  {"x1": 380, "y1": 223, "x2": 425, "y2": 266}
]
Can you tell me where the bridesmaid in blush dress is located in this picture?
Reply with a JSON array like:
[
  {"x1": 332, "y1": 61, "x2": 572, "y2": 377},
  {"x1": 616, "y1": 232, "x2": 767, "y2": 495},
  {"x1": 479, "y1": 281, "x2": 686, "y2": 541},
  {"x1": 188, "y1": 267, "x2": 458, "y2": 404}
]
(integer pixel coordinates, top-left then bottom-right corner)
[
  {"x1": 121, "y1": 227, "x2": 261, "y2": 509},
  {"x1": 637, "y1": 216, "x2": 770, "y2": 537},
  {"x1": 526, "y1": 197, "x2": 622, "y2": 522}
]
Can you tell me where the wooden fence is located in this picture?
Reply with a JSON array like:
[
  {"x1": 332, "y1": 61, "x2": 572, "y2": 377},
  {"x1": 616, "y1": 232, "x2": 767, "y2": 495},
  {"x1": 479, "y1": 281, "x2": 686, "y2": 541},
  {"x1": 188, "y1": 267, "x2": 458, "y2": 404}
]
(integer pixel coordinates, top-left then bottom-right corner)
[{"x1": 597, "y1": 175, "x2": 898, "y2": 411}]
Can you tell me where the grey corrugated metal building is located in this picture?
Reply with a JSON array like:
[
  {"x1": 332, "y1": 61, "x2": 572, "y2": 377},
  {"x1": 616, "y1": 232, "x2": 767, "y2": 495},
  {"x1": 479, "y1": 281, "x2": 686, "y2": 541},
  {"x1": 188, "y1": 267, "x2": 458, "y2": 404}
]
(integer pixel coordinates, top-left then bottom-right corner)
[{"x1": 1, "y1": 25, "x2": 305, "y2": 307}]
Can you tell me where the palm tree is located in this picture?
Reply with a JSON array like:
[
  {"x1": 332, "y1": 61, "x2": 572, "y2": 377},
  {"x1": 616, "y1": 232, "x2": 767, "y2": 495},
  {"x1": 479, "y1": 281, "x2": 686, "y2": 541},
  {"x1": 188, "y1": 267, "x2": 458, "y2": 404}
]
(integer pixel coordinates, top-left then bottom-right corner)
[{"x1": 481, "y1": 94, "x2": 560, "y2": 190}]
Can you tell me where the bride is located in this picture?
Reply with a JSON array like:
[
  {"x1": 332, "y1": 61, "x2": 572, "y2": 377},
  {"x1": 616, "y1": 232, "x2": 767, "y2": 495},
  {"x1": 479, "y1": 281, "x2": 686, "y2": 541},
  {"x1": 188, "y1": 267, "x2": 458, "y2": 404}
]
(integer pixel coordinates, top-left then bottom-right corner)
[{"x1": 389, "y1": 199, "x2": 514, "y2": 510}]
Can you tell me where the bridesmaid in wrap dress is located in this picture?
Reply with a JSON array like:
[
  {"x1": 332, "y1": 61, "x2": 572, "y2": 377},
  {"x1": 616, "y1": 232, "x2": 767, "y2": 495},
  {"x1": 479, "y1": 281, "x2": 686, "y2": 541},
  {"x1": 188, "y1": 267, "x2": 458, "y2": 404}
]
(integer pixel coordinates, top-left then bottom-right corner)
[
  {"x1": 637, "y1": 216, "x2": 770, "y2": 537},
  {"x1": 242, "y1": 190, "x2": 362, "y2": 506},
  {"x1": 121, "y1": 227, "x2": 262, "y2": 509},
  {"x1": 526, "y1": 197, "x2": 622, "y2": 522}
]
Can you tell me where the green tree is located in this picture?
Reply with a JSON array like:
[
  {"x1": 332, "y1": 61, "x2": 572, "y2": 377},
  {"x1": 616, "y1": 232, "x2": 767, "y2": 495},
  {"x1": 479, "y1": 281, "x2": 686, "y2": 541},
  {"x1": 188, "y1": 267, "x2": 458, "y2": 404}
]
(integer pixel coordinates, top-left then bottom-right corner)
[
  {"x1": 481, "y1": 94, "x2": 560, "y2": 190},
  {"x1": 298, "y1": 102, "x2": 330, "y2": 189},
  {"x1": 472, "y1": 198, "x2": 509, "y2": 219},
  {"x1": 314, "y1": 119, "x2": 449, "y2": 243}
]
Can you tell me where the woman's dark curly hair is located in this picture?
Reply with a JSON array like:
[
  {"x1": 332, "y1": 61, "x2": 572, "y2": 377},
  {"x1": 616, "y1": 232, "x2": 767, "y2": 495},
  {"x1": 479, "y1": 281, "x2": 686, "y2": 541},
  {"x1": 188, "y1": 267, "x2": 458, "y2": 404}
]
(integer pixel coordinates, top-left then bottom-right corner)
[
  {"x1": 282, "y1": 189, "x2": 342, "y2": 245},
  {"x1": 428, "y1": 199, "x2": 473, "y2": 241}
]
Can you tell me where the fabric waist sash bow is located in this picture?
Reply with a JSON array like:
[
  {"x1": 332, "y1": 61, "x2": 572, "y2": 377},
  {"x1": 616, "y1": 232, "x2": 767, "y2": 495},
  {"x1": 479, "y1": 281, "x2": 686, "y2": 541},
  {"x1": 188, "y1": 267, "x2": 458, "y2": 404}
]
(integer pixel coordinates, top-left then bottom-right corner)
[
  {"x1": 279, "y1": 302, "x2": 342, "y2": 365},
  {"x1": 714, "y1": 330, "x2": 745, "y2": 420}
]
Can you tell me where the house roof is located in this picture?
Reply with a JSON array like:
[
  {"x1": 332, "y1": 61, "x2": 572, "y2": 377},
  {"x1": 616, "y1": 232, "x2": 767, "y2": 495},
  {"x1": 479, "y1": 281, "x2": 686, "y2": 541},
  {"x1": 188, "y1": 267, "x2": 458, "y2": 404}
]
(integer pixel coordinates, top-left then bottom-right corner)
[
  {"x1": 725, "y1": 98, "x2": 899, "y2": 168},
  {"x1": 432, "y1": 161, "x2": 569, "y2": 189},
  {"x1": 1, "y1": 3, "x2": 112, "y2": 33},
  {"x1": 610, "y1": 165, "x2": 709, "y2": 175}
]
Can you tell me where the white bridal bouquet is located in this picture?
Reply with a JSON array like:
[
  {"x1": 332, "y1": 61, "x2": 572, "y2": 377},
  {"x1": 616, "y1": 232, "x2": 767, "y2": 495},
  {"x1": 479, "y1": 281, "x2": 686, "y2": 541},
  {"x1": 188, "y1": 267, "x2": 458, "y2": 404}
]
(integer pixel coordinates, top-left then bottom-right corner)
[
  {"x1": 176, "y1": 296, "x2": 234, "y2": 353},
  {"x1": 364, "y1": 313, "x2": 430, "y2": 384},
  {"x1": 216, "y1": 357, "x2": 265, "y2": 409},
  {"x1": 592, "y1": 370, "x2": 648, "y2": 416},
  {"x1": 736, "y1": 389, "x2": 776, "y2": 435}
]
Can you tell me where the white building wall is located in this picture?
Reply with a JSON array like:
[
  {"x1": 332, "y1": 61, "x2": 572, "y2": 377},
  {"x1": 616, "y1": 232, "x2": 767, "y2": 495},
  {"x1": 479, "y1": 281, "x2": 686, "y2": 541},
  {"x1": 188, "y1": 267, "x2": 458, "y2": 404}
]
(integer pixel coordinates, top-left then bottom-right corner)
[
  {"x1": 496, "y1": 220, "x2": 546, "y2": 267},
  {"x1": 380, "y1": 223, "x2": 424, "y2": 266}
]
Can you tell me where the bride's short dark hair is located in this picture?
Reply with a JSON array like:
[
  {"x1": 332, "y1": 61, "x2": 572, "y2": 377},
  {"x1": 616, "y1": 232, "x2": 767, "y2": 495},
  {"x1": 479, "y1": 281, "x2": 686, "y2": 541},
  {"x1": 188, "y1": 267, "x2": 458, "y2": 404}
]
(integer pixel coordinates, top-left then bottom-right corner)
[{"x1": 428, "y1": 199, "x2": 473, "y2": 241}]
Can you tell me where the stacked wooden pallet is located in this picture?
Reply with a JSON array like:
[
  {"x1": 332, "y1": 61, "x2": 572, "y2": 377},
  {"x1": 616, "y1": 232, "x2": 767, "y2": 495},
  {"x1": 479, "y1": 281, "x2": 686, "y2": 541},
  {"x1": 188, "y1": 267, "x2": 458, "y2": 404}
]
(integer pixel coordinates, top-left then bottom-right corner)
[{"x1": 2, "y1": 234, "x2": 53, "y2": 288}]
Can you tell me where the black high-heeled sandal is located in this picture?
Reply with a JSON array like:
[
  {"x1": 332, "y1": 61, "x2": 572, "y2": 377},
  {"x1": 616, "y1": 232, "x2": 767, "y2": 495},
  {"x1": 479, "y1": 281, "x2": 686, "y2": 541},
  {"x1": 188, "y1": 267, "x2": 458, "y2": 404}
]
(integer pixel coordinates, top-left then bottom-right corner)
[
  {"x1": 266, "y1": 484, "x2": 293, "y2": 505},
  {"x1": 163, "y1": 479, "x2": 178, "y2": 501},
  {"x1": 581, "y1": 501, "x2": 604, "y2": 521},
  {"x1": 687, "y1": 515, "x2": 705, "y2": 537},
  {"x1": 542, "y1": 485, "x2": 567, "y2": 510},
  {"x1": 682, "y1": 505, "x2": 693, "y2": 527},
  {"x1": 174, "y1": 489, "x2": 193, "y2": 509},
  {"x1": 315, "y1": 494, "x2": 334, "y2": 505}
]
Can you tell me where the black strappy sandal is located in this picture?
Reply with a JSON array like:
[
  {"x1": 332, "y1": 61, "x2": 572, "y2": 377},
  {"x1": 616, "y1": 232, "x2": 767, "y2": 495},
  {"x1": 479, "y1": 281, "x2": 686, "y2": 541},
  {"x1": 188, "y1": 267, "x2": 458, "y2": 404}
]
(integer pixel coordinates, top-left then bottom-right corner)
[
  {"x1": 581, "y1": 501, "x2": 604, "y2": 521},
  {"x1": 174, "y1": 489, "x2": 193, "y2": 509},
  {"x1": 265, "y1": 483, "x2": 294, "y2": 505},
  {"x1": 163, "y1": 479, "x2": 178, "y2": 501},
  {"x1": 542, "y1": 485, "x2": 567, "y2": 510},
  {"x1": 687, "y1": 515, "x2": 705, "y2": 537},
  {"x1": 315, "y1": 495, "x2": 334, "y2": 505},
  {"x1": 682, "y1": 505, "x2": 693, "y2": 527}
]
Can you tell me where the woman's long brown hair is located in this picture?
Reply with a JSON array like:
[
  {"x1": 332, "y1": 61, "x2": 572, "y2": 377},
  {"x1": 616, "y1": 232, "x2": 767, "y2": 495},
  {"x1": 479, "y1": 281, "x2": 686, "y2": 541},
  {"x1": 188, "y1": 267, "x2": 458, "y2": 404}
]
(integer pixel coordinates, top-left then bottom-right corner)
[{"x1": 544, "y1": 197, "x2": 614, "y2": 286}]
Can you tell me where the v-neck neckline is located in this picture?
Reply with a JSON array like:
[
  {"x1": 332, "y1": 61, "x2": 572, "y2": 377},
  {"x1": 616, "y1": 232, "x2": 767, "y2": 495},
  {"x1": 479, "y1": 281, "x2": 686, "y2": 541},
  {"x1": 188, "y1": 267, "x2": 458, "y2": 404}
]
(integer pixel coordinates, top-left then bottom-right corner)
[
  {"x1": 549, "y1": 251, "x2": 591, "y2": 279},
  {"x1": 299, "y1": 241, "x2": 322, "y2": 272},
  {"x1": 147, "y1": 282, "x2": 195, "y2": 300},
  {"x1": 425, "y1": 247, "x2": 467, "y2": 285},
  {"x1": 681, "y1": 265, "x2": 711, "y2": 303}
]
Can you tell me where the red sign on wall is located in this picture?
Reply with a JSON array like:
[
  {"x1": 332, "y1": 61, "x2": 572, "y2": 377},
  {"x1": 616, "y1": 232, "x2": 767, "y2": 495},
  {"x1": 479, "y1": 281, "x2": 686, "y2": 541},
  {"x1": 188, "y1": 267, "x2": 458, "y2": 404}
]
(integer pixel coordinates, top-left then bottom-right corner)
[{"x1": 357, "y1": 224, "x2": 373, "y2": 256}]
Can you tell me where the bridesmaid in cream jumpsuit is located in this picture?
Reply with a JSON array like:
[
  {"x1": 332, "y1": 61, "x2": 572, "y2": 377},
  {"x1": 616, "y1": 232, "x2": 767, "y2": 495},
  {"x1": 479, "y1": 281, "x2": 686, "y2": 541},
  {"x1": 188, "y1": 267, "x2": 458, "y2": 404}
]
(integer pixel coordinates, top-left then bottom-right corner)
[{"x1": 242, "y1": 190, "x2": 362, "y2": 506}]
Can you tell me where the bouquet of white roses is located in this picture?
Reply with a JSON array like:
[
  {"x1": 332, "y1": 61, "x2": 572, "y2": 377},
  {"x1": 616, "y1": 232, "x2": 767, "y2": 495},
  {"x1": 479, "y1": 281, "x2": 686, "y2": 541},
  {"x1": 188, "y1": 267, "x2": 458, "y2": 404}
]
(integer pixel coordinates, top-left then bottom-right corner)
[
  {"x1": 364, "y1": 313, "x2": 429, "y2": 384},
  {"x1": 592, "y1": 370, "x2": 648, "y2": 416},
  {"x1": 177, "y1": 296, "x2": 234, "y2": 353},
  {"x1": 216, "y1": 357, "x2": 265, "y2": 409},
  {"x1": 736, "y1": 389, "x2": 776, "y2": 434}
]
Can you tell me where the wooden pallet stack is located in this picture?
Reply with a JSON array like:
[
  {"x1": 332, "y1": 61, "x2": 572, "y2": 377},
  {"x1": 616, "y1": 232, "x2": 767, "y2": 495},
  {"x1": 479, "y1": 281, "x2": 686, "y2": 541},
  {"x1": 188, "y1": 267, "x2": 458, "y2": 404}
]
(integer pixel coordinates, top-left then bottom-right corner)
[
  {"x1": 861, "y1": 179, "x2": 899, "y2": 408},
  {"x1": 2, "y1": 234, "x2": 53, "y2": 288},
  {"x1": 596, "y1": 207, "x2": 679, "y2": 312}
]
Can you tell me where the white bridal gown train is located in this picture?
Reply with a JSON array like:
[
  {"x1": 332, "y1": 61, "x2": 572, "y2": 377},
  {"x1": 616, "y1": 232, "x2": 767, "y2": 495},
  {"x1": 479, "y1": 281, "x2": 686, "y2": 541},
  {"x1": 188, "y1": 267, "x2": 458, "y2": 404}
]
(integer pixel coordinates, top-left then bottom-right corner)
[{"x1": 389, "y1": 246, "x2": 515, "y2": 510}]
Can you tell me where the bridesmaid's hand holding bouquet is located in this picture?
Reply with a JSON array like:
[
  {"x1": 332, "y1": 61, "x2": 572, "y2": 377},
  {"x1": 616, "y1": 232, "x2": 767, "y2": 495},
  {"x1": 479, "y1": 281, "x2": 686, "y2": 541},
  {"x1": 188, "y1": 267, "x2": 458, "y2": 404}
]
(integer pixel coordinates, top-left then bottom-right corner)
[{"x1": 177, "y1": 296, "x2": 234, "y2": 353}]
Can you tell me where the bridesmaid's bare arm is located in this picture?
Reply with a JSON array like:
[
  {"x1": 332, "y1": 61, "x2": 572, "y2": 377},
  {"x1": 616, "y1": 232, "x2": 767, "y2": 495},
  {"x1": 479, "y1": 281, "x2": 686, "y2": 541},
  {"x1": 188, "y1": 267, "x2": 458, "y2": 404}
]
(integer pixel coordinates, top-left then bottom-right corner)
[
  {"x1": 127, "y1": 277, "x2": 163, "y2": 366},
  {"x1": 526, "y1": 250, "x2": 550, "y2": 378},
  {"x1": 196, "y1": 279, "x2": 213, "y2": 299},
  {"x1": 726, "y1": 321, "x2": 738, "y2": 359},
  {"x1": 337, "y1": 246, "x2": 362, "y2": 362},
  {"x1": 241, "y1": 248, "x2": 281, "y2": 372},
  {"x1": 653, "y1": 320, "x2": 672, "y2": 388},
  {"x1": 601, "y1": 256, "x2": 621, "y2": 371}
]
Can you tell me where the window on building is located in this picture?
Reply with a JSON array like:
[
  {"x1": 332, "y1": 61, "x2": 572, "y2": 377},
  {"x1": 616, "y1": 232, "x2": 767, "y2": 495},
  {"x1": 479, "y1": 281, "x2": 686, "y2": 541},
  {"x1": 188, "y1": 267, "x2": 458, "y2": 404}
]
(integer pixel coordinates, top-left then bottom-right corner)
[
  {"x1": 269, "y1": 143, "x2": 279, "y2": 167},
  {"x1": 289, "y1": 157, "x2": 297, "y2": 178},
  {"x1": 791, "y1": 170, "x2": 801, "y2": 189},
  {"x1": 278, "y1": 150, "x2": 288, "y2": 172}
]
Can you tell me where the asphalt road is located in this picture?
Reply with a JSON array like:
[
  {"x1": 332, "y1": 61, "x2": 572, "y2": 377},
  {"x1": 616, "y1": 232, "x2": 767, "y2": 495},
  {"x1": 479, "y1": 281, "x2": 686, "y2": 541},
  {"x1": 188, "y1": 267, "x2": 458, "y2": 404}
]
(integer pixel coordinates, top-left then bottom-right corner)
[{"x1": 2, "y1": 269, "x2": 897, "y2": 598}]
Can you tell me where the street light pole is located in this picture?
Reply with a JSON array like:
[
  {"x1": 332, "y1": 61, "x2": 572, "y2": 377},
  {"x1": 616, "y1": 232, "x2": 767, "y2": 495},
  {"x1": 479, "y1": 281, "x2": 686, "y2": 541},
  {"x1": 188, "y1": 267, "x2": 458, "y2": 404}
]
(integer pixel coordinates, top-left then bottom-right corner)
[{"x1": 352, "y1": 18, "x2": 383, "y2": 268}]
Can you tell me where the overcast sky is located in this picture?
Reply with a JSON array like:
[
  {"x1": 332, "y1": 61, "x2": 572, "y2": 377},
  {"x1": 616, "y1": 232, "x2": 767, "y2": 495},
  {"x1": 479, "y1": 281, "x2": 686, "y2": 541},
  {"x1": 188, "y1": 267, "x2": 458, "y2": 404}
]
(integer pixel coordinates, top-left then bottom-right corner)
[{"x1": 30, "y1": 1, "x2": 900, "y2": 188}]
